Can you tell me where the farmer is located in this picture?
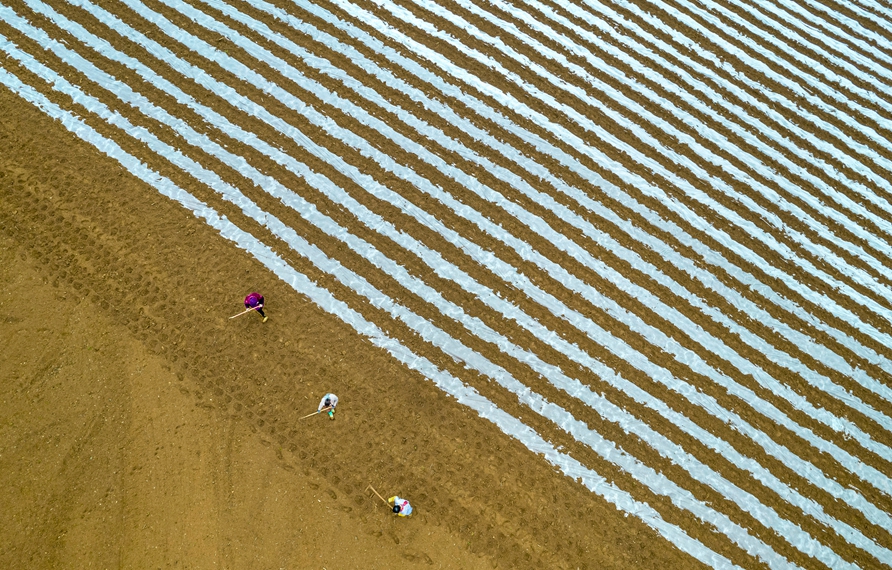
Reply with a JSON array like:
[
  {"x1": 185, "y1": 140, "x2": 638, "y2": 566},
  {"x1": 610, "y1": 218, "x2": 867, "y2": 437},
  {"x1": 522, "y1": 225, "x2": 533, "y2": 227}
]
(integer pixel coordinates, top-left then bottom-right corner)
[
  {"x1": 244, "y1": 291, "x2": 267, "y2": 322},
  {"x1": 318, "y1": 393, "x2": 339, "y2": 420},
  {"x1": 388, "y1": 495, "x2": 413, "y2": 517}
]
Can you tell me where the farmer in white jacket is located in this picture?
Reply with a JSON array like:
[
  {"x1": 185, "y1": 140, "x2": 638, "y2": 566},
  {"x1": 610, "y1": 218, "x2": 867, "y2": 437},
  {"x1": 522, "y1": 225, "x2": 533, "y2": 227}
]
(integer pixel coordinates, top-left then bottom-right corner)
[
  {"x1": 318, "y1": 393, "x2": 339, "y2": 420},
  {"x1": 388, "y1": 496, "x2": 413, "y2": 517}
]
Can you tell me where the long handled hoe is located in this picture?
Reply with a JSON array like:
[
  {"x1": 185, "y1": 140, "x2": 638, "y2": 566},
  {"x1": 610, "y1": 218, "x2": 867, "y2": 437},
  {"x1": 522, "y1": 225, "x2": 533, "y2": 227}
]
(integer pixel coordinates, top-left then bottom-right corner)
[
  {"x1": 229, "y1": 304, "x2": 264, "y2": 319},
  {"x1": 366, "y1": 485, "x2": 389, "y2": 507},
  {"x1": 300, "y1": 406, "x2": 331, "y2": 420}
]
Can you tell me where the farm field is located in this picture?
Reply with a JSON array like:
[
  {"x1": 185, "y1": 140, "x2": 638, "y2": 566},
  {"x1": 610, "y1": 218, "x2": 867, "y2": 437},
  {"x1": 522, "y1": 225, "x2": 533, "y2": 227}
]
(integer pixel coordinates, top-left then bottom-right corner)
[{"x1": 2, "y1": 0, "x2": 892, "y2": 568}]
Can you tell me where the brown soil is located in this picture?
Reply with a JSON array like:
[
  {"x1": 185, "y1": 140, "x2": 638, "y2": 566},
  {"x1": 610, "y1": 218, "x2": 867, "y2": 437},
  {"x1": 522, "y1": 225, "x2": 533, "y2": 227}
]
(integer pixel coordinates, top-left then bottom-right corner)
[{"x1": 0, "y1": 229, "x2": 494, "y2": 569}]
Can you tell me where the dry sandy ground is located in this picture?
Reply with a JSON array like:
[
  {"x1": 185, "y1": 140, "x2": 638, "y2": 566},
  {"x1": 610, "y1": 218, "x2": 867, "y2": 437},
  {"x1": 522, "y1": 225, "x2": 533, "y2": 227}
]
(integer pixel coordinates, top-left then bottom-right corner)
[{"x1": 0, "y1": 229, "x2": 498, "y2": 569}]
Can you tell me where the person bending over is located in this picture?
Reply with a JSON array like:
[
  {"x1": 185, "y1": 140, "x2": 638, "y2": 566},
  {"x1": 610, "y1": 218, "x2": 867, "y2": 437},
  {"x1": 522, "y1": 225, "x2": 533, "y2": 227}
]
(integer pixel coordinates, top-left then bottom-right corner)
[
  {"x1": 244, "y1": 291, "x2": 267, "y2": 322},
  {"x1": 318, "y1": 393, "x2": 338, "y2": 420}
]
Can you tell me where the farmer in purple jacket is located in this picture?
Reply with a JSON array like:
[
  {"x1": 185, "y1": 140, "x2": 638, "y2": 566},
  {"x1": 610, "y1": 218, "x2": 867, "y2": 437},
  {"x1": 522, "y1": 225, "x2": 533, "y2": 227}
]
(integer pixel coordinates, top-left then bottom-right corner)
[{"x1": 244, "y1": 291, "x2": 268, "y2": 322}]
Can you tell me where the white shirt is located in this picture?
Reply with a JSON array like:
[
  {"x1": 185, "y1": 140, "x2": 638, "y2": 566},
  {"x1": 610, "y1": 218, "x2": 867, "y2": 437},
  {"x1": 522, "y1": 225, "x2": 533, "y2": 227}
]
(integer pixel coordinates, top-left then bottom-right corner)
[
  {"x1": 390, "y1": 496, "x2": 413, "y2": 516},
  {"x1": 318, "y1": 393, "x2": 339, "y2": 411}
]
